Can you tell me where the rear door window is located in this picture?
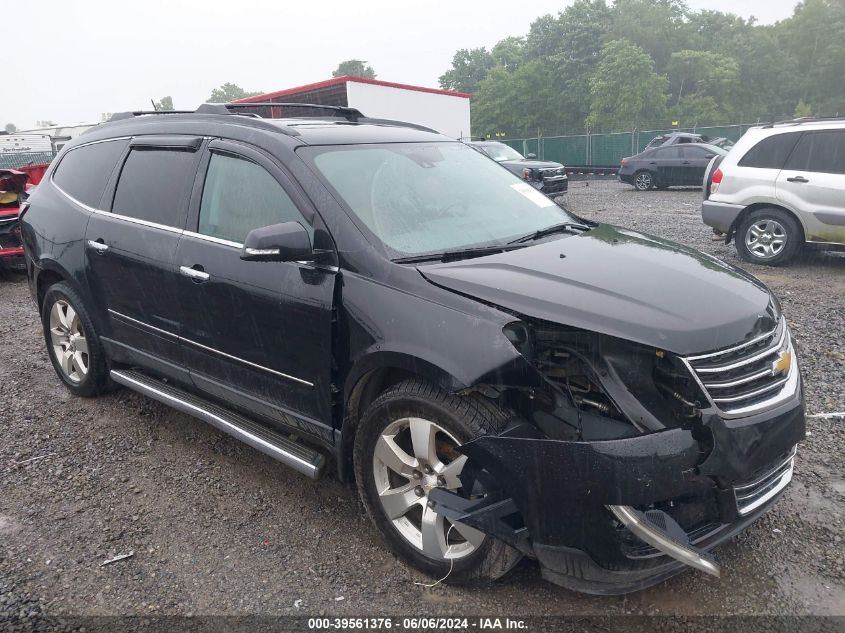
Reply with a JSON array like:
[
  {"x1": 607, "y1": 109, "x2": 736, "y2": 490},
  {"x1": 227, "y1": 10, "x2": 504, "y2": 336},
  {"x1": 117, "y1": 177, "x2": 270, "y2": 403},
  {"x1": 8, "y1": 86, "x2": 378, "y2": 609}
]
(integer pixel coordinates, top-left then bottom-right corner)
[
  {"x1": 655, "y1": 147, "x2": 682, "y2": 159},
  {"x1": 783, "y1": 130, "x2": 845, "y2": 175},
  {"x1": 112, "y1": 147, "x2": 199, "y2": 227},
  {"x1": 738, "y1": 132, "x2": 802, "y2": 169},
  {"x1": 52, "y1": 139, "x2": 127, "y2": 208},
  {"x1": 198, "y1": 152, "x2": 312, "y2": 244}
]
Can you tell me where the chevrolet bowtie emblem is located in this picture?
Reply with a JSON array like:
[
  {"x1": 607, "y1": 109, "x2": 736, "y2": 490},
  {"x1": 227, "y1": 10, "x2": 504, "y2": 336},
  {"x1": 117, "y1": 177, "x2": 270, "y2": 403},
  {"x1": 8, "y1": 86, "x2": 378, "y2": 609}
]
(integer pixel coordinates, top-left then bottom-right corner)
[{"x1": 771, "y1": 350, "x2": 791, "y2": 376}]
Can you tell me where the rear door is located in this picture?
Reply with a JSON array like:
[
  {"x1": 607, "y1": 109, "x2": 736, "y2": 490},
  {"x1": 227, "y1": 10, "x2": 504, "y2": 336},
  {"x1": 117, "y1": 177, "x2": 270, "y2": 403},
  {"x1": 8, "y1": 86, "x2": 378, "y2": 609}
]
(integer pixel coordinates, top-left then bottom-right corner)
[
  {"x1": 653, "y1": 146, "x2": 682, "y2": 185},
  {"x1": 174, "y1": 139, "x2": 337, "y2": 440},
  {"x1": 84, "y1": 136, "x2": 203, "y2": 378},
  {"x1": 776, "y1": 129, "x2": 845, "y2": 242}
]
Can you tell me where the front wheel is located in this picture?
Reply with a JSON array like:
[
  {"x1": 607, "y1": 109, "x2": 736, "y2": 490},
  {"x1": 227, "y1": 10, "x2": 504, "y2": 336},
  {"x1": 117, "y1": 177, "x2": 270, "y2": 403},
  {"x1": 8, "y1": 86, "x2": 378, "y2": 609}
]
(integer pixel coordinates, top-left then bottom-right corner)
[
  {"x1": 353, "y1": 379, "x2": 521, "y2": 584},
  {"x1": 735, "y1": 208, "x2": 802, "y2": 266},
  {"x1": 633, "y1": 170, "x2": 655, "y2": 191}
]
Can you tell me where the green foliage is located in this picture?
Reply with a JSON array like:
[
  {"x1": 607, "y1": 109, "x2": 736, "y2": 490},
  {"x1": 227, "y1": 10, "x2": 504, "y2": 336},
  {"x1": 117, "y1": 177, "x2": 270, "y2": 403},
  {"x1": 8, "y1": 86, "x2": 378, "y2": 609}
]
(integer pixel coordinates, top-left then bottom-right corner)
[
  {"x1": 439, "y1": 48, "x2": 495, "y2": 93},
  {"x1": 794, "y1": 99, "x2": 814, "y2": 118},
  {"x1": 332, "y1": 59, "x2": 376, "y2": 79},
  {"x1": 440, "y1": 0, "x2": 844, "y2": 136},
  {"x1": 586, "y1": 40, "x2": 668, "y2": 131},
  {"x1": 155, "y1": 96, "x2": 174, "y2": 111},
  {"x1": 4, "y1": 123, "x2": 16, "y2": 134},
  {"x1": 208, "y1": 83, "x2": 263, "y2": 103}
]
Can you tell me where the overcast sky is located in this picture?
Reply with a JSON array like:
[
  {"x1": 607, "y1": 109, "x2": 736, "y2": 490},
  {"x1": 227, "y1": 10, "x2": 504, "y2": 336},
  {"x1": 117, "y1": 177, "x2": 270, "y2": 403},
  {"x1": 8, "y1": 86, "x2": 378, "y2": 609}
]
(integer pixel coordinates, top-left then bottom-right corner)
[{"x1": 4, "y1": 0, "x2": 799, "y2": 129}]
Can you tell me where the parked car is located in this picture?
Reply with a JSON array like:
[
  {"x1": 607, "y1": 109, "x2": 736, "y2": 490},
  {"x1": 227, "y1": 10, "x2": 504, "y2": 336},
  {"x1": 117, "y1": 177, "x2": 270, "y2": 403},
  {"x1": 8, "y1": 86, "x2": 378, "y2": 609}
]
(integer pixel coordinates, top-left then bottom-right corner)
[
  {"x1": 619, "y1": 143, "x2": 728, "y2": 191},
  {"x1": 463, "y1": 138, "x2": 568, "y2": 195},
  {"x1": 644, "y1": 132, "x2": 733, "y2": 151},
  {"x1": 0, "y1": 168, "x2": 32, "y2": 273},
  {"x1": 22, "y1": 104, "x2": 804, "y2": 595},
  {"x1": 702, "y1": 118, "x2": 845, "y2": 265}
]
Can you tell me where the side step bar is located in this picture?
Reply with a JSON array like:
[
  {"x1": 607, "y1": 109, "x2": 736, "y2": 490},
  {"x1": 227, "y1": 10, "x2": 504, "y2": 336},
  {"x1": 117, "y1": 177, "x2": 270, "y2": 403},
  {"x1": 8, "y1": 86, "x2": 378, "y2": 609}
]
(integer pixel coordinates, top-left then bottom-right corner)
[{"x1": 110, "y1": 369, "x2": 326, "y2": 479}]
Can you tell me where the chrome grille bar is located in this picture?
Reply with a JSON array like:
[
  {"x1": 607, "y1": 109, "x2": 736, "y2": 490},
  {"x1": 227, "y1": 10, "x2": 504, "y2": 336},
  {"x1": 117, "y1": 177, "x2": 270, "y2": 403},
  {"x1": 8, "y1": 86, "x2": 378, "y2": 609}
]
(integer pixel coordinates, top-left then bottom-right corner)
[{"x1": 733, "y1": 447, "x2": 796, "y2": 515}]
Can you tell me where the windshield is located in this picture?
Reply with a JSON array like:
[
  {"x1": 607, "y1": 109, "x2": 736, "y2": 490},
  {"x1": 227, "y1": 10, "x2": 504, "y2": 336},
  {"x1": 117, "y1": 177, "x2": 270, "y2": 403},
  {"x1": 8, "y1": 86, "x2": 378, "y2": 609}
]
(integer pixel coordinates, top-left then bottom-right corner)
[
  {"x1": 305, "y1": 142, "x2": 576, "y2": 258},
  {"x1": 476, "y1": 142, "x2": 525, "y2": 162}
]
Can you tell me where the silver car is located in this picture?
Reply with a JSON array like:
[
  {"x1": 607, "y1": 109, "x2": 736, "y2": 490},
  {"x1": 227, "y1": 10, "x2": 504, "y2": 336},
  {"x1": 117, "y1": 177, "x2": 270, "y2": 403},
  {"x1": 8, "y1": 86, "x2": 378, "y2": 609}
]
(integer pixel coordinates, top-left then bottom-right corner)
[{"x1": 701, "y1": 118, "x2": 845, "y2": 265}]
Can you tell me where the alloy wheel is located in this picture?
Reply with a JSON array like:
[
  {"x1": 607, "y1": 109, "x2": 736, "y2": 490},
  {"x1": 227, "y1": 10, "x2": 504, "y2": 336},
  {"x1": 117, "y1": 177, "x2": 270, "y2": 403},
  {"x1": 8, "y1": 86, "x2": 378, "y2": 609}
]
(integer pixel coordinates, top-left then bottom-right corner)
[
  {"x1": 745, "y1": 219, "x2": 787, "y2": 260},
  {"x1": 635, "y1": 172, "x2": 653, "y2": 190},
  {"x1": 49, "y1": 299, "x2": 89, "y2": 383},
  {"x1": 372, "y1": 417, "x2": 485, "y2": 561}
]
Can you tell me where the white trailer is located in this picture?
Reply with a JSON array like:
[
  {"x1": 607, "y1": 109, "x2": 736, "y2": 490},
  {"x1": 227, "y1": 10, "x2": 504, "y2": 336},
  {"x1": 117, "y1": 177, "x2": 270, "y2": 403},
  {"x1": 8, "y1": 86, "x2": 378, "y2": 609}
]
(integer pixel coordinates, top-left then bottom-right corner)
[{"x1": 234, "y1": 76, "x2": 472, "y2": 139}]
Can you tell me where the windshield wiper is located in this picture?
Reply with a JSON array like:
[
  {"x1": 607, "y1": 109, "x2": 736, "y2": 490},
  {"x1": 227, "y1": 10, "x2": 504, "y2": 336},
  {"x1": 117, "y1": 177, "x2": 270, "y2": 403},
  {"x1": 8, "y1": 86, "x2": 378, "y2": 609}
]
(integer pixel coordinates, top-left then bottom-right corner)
[
  {"x1": 392, "y1": 244, "x2": 526, "y2": 264},
  {"x1": 507, "y1": 222, "x2": 589, "y2": 245}
]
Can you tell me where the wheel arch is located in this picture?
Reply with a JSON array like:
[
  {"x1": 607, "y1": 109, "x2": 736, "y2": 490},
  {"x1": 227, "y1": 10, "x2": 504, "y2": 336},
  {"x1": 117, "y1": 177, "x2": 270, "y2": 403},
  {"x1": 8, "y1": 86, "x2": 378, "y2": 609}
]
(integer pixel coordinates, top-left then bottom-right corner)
[
  {"x1": 336, "y1": 353, "x2": 469, "y2": 483},
  {"x1": 35, "y1": 260, "x2": 76, "y2": 311},
  {"x1": 729, "y1": 202, "x2": 807, "y2": 245}
]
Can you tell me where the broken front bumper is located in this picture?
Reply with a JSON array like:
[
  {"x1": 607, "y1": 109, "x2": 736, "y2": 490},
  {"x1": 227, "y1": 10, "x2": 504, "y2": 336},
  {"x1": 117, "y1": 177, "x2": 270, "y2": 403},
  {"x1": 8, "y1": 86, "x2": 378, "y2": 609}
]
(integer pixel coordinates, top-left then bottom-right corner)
[{"x1": 431, "y1": 389, "x2": 805, "y2": 595}]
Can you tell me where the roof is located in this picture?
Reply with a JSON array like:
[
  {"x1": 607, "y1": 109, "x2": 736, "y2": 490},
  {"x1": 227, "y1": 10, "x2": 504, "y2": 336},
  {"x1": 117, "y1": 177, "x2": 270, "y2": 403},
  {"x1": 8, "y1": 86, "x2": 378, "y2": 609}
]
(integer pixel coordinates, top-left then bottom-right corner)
[
  {"x1": 74, "y1": 112, "x2": 451, "y2": 149},
  {"x1": 234, "y1": 75, "x2": 472, "y2": 104}
]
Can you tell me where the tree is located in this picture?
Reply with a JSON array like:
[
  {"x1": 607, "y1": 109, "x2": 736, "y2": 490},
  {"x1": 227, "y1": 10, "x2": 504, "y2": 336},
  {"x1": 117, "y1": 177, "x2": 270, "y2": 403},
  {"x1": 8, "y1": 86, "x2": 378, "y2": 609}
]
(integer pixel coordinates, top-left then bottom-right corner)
[
  {"x1": 4, "y1": 123, "x2": 16, "y2": 134},
  {"x1": 155, "y1": 96, "x2": 174, "y2": 111},
  {"x1": 666, "y1": 50, "x2": 740, "y2": 123},
  {"x1": 208, "y1": 83, "x2": 263, "y2": 103},
  {"x1": 439, "y1": 48, "x2": 494, "y2": 93},
  {"x1": 332, "y1": 59, "x2": 376, "y2": 79},
  {"x1": 794, "y1": 99, "x2": 814, "y2": 118},
  {"x1": 586, "y1": 39, "x2": 668, "y2": 131}
]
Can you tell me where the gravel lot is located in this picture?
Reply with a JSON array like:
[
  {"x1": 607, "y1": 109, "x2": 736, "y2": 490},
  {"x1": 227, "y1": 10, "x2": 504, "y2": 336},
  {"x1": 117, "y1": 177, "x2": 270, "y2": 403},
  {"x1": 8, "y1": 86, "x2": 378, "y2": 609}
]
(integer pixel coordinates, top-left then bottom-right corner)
[{"x1": 1, "y1": 181, "x2": 843, "y2": 626}]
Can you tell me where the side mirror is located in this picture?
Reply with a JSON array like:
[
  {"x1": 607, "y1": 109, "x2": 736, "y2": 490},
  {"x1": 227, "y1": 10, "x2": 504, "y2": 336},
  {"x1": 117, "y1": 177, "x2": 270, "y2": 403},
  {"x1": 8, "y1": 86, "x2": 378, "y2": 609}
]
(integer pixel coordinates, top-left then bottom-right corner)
[
  {"x1": 240, "y1": 221, "x2": 312, "y2": 262},
  {"x1": 704, "y1": 153, "x2": 715, "y2": 159},
  {"x1": 526, "y1": 153, "x2": 537, "y2": 159}
]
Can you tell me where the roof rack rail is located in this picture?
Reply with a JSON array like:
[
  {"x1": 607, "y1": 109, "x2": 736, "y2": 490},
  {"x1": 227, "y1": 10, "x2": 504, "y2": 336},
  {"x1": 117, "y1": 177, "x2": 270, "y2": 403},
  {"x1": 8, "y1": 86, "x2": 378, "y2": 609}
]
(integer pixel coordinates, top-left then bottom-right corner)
[
  {"x1": 197, "y1": 102, "x2": 366, "y2": 121},
  {"x1": 762, "y1": 115, "x2": 845, "y2": 128},
  {"x1": 109, "y1": 110, "x2": 196, "y2": 122},
  {"x1": 458, "y1": 136, "x2": 487, "y2": 141}
]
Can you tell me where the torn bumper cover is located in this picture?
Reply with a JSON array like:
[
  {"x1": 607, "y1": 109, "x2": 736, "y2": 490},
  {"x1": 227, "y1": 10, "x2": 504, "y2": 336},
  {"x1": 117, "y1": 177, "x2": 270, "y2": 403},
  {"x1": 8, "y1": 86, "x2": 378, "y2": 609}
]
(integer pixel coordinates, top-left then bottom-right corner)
[{"x1": 430, "y1": 396, "x2": 805, "y2": 595}]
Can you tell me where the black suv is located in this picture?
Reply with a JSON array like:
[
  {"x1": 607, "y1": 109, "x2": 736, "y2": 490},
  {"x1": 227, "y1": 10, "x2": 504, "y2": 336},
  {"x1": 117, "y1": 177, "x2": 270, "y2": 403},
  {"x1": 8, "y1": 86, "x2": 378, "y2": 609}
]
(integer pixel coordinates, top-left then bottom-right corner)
[
  {"x1": 463, "y1": 139, "x2": 568, "y2": 195},
  {"x1": 21, "y1": 104, "x2": 804, "y2": 595}
]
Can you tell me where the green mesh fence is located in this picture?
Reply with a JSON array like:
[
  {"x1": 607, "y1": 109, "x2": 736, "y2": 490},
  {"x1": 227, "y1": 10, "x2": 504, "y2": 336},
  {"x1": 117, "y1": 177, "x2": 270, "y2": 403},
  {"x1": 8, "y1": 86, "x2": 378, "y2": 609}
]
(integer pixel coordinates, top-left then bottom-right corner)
[{"x1": 503, "y1": 124, "x2": 755, "y2": 167}]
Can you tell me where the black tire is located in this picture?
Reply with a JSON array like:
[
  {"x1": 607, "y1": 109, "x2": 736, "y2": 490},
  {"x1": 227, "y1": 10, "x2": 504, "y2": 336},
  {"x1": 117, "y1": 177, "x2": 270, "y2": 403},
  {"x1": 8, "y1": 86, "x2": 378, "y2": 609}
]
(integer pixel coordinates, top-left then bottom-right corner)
[
  {"x1": 633, "y1": 170, "x2": 655, "y2": 191},
  {"x1": 353, "y1": 379, "x2": 522, "y2": 584},
  {"x1": 41, "y1": 282, "x2": 112, "y2": 397},
  {"x1": 735, "y1": 207, "x2": 802, "y2": 266}
]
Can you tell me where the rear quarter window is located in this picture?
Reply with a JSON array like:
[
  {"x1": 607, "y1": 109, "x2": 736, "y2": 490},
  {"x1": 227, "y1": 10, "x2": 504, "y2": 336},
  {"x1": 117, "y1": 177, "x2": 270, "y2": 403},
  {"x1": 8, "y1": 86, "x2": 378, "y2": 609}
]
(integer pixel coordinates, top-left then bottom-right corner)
[
  {"x1": 737, "y1": 132, "x2": 802, "y2": 169},
  {"x1": 52, "y1": 139, "x2": 127, "y2": 208}
]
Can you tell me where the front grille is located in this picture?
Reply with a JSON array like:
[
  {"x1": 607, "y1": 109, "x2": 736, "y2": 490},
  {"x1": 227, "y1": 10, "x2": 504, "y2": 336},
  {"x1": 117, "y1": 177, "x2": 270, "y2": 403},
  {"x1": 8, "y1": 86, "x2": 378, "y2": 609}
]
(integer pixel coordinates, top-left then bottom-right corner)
[
  {"x1": 682, "y1": 317, "x2": 796, "y2": 418},
  {"x1": 733, "y1": 446, "x2": 796, "y2": 515}
]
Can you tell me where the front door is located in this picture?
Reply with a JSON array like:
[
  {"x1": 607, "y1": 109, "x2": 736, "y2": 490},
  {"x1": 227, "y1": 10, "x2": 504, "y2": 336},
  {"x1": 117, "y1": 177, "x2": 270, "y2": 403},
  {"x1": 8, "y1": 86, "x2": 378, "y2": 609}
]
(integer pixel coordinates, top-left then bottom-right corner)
[
  {"x1": 85, "y1": 136, "x2": 203, "y2": 376},
  {"x1": 174, "y1": 140, "x2": 336, "y2": 441}
]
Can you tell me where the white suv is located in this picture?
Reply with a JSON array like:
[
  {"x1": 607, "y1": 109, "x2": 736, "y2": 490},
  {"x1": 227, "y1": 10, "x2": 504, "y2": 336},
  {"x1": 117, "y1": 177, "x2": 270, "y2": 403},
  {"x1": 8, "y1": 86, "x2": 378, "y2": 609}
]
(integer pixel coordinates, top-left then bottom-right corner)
[{"x1": 701, "y1": 118, "x2": 845, "y2": 265}]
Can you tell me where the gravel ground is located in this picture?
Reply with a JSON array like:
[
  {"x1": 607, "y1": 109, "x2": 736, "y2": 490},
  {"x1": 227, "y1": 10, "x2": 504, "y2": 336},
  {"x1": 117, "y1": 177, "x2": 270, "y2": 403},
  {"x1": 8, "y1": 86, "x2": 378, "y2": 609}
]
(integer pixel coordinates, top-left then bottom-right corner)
[{"x1": 1, "y1": 181, "x2": 843, "y2": 627}]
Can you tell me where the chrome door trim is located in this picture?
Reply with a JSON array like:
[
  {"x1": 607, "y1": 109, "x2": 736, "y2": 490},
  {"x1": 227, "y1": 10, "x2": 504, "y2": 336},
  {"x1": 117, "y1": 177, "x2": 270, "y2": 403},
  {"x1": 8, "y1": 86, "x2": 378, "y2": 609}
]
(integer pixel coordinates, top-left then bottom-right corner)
[{"x1": 108, "y1": 309, "x2": 314, "y2": 388}]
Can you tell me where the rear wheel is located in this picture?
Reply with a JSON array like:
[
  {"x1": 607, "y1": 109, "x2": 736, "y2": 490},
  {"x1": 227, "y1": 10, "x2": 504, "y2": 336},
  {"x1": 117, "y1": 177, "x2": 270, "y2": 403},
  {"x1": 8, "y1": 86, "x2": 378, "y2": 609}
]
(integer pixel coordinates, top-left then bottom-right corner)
[
  {"x1": 353, "y1": 379, "x2": 521, "y2": 584},
  {"x1": 41, "y1": 282, "x2": 112, "y2": 397},
  {"x1": 736, "y1": 208, "x2": 802, "y2": 266},
  {"x1": 633, "y1": 170, "x2": 655, "y2": 191}
]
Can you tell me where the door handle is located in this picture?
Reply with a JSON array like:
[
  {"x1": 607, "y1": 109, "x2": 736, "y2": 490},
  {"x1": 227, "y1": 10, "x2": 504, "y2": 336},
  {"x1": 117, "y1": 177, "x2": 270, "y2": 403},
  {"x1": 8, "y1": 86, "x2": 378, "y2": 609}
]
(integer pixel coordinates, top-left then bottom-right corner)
[
  {"x1": 786, "y1": 175, "x2": 809, "y2": 183},
  {"x1": 681, "y1": 161, "x2": 691, "y2": 165},
  {"x1": 180, "y1": 265, "x2": 210, "y2": 282},
  {"x1": 87, "y1": 239, "x2": 109, "y2": 254}
]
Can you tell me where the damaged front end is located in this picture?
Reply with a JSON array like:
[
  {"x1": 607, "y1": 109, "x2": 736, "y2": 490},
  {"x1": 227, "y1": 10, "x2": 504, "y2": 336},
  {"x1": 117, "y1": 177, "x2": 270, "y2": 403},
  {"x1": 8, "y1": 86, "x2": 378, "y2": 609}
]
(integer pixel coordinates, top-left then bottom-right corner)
[{"x1": 431, "y1": 316, "x2": 805, "y2": 595}]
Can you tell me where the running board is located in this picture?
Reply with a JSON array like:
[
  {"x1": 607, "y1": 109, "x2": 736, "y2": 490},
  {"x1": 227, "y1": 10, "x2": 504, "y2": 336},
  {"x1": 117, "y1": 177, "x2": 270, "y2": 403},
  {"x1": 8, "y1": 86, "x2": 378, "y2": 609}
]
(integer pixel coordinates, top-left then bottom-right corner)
[{"x1": 110, "y1": 369, "x2": 326, "y2": 479}]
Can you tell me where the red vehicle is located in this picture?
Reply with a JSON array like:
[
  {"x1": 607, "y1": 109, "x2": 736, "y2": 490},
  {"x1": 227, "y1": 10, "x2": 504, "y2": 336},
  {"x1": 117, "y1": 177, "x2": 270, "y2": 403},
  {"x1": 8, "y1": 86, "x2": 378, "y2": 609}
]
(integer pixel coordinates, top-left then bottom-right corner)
[{"x1": 0, "y1": 166, "x2": 45, "y2": 273}]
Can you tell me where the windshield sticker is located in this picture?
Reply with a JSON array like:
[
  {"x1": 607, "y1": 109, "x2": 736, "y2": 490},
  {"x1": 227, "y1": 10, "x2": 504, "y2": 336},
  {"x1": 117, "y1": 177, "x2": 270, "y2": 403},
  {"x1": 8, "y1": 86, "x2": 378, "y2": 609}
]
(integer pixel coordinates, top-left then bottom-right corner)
[{"x1": 510, "y1": 182, "x2": 556, "y2": 208}]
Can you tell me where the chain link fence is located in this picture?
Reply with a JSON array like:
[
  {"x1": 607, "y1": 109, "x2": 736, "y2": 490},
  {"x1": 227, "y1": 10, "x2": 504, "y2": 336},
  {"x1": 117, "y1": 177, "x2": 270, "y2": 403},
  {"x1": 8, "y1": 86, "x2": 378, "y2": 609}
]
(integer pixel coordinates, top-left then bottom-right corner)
[{"x1": 502, "y1": 124, "x2": 761, "y2": 168}]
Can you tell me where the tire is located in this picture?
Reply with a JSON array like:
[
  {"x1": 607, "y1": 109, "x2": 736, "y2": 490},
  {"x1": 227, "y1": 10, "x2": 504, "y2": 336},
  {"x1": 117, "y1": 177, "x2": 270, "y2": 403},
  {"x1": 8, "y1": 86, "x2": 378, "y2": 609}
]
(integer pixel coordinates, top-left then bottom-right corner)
[
  {"x1": 735, "y1": 207, "x2": 802, "y2": 266},
  {"x1": 41, "y1": 282, "x2": 112, "y2": 397},
  {"x1": 353, "y1": 379, "x2": 522, "y2": 585},
  {"x1": 633, "y1": 170, "x2": 655, "y2": 191}
]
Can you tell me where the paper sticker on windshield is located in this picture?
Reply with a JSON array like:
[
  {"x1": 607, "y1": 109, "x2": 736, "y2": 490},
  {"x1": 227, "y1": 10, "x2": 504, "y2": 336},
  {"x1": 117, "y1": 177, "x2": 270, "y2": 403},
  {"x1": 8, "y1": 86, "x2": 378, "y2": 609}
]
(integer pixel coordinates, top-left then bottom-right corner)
[{"x1": 510, "y1": 182, "x2": 555, "y2": 208}]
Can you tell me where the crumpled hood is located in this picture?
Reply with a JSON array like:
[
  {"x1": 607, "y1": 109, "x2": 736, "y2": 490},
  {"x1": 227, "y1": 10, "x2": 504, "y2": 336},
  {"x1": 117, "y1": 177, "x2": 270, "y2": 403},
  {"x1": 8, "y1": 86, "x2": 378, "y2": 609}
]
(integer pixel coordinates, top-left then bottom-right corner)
[
  {"x1": 420, "y1": 224, "x2": 777, "y2": 356},
  {"x1": 501, "y1": 159, "x2": 563, "y2": 170}
]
